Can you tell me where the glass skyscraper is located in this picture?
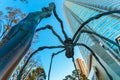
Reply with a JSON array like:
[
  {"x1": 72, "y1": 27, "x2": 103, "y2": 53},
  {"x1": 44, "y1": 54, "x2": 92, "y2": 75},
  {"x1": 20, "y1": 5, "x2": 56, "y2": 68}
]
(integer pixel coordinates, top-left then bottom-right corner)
[{"x1": 63, "y1": 0, "x2": 120, "y2": 80}]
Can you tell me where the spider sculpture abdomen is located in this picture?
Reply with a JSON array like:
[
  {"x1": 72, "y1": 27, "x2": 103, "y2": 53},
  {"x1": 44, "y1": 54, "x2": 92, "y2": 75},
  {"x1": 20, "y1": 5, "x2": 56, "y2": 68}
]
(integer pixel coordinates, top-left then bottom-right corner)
[
  {"x1": 64, "y1": 38, "x2": 74, "y2": 58},
  {"x1": 65, "y1": 47, "x2": 74, "y2": 58}
]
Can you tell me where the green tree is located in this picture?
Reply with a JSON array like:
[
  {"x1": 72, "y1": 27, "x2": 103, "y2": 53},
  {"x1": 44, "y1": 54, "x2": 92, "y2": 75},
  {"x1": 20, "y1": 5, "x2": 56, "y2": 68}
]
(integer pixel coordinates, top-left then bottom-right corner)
[
  {"x1": 26, "y1": 67, "x2": 46, "y2": 80},
  {"x1": 80, "y1": 73, "x2": 88, "y2": 80},
  {"x1": 63, "y1": 70, "x2": 89, "y2": 80}
]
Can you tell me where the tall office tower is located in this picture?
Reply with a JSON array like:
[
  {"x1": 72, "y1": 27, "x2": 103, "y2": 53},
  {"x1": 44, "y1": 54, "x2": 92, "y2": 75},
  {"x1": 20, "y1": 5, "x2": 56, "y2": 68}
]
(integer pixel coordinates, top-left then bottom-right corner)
[
  {"x1": 76, "y1": 58, "x2": 88, "y2": 77},
  {"x1": 63, "y1": 0, "x2": 120, "y2": 80}
]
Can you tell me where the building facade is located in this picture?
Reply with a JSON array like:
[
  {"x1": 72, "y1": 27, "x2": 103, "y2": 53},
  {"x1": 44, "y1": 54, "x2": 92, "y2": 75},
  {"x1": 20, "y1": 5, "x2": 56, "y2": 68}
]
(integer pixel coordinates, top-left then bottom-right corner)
[{"x1": 63, "y1": 0, "x2": 120, "y2": 80}]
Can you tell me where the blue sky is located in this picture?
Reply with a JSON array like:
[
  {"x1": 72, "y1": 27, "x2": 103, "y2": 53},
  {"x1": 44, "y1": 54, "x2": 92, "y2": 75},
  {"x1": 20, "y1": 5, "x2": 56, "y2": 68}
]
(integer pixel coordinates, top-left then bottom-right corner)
[{"x1": 0, "y1": 0, "x2": 82, "y2": 80}]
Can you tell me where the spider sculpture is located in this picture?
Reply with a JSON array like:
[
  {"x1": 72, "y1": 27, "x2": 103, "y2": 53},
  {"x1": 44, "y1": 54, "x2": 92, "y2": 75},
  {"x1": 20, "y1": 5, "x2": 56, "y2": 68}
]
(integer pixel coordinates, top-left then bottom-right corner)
[{"x1": 18, "y1": 3, "x2": 120, "y2": 80}]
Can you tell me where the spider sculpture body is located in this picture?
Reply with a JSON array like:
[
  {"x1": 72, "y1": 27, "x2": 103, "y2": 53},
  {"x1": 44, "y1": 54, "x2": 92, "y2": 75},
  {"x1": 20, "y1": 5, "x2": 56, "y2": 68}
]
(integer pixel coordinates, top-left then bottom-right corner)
[
  {"x1": 18, "y1": 3, "x2": 120, "y2": 80},
  {"x1": 64, "y1": 38, "x2": 74, "y2": 58}
]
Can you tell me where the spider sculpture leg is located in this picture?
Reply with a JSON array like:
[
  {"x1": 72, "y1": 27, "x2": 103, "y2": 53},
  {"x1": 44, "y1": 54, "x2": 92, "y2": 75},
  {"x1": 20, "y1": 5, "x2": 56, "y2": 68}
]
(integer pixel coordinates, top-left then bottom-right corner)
[
  {"x1": 48, "y1": 49, "x2": 65, "y2": 80},
  {"x1": 74, "y1": 30, "x2": 119, "y2": 48},
  {"x1": 18, "y1": 21, "x2": 68, "y2": 79},
  {"x1": 48, "y1": 49, "x2": 80, "y2": 80},
  {"x1": 53, "y1": 10, "x2": 75, "y2": 58},
  {"x1": 52, "y1": 5, "x2": 76, "y2": 59},
  {"x1": 81, "y1": 30, "x2": 120, "y2": 49},
  {"x1": 36, "y1": 25, "x2": 64, "y2": 44},
  {"x1": 75, "y1": 43, "x2": 113, "y2": 80},
  {"x1": 72, "y1": 10, "x2": 120, "y2": 54},
  {"x1": 17, "y1": 45, "x2": 64, "y2": 79},
  {"x1": 70, "y1": 11, "x2": 120, "y2": 80},
  {"x1": 73, "y1": 30, "x2": 119, "y2": 79},
  {"x1": 72, "y1": 56, "x2": 80, "y2": 80},
  {"x1": 36, "y1": 14, "x2": 74, "y2": 58},
  {"x1": 17, "y1": 2, "x2": 71, "y2": 80},
  {"x1": 72, "y1": 10, "x2": 120, "y2": 42},
  {"x1": 53, "y1": 6, "x2": 80, "y2": 79},
  {"x1": 53, "y1": 6, "x2": 68, "y2": 39}
]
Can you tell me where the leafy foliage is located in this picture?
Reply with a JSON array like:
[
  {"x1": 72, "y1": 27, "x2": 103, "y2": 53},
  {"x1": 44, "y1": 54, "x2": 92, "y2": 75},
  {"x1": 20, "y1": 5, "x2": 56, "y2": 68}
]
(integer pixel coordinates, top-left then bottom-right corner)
[
  {"x1": 10, "y1": 52, "x2": 45, "y2": 80},
  {"x1": 0, "y1": 7, "x2": 26, "y2": 39},
  {"x1": 10, "y1": 54, "x2": 36, "y2": 80},
  {"x1": 63, "y1": 70, "x2": 78, "y2": 80},
  {"x1": 26, "y1": 67, "x2": 46, "y2": 80},
  {"x1": 63, "y1": 70, "x2": 88, "y2": 80}
]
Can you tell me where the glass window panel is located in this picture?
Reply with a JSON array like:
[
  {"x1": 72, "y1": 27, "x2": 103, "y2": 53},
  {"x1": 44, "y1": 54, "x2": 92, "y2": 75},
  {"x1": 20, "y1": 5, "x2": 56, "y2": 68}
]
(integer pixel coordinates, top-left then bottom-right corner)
[
  {"x1": 101, "y1": 19, "x2": 119, "y2": 35},
  {"x1": 110, "y1": 30, "x2": 120, "y2": 41},
  {"x1": 88, "y1": 14, "x2": 107, "y2": 30},
  {"x1": 96, "y1": 16, "x2": 113, "y2": 31},
  {"x1": 98, "y1": 18, "x2": 115, "y2": 34},
  {"x1": 95, "y1": 16, "x2": 109, "y2": 31},
  {"x1": 113, "y1": 23, "x2": 120, "y2": 30},
  {"x1": 104, "y1": 30, "x2": 113, "y2": 37}
]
